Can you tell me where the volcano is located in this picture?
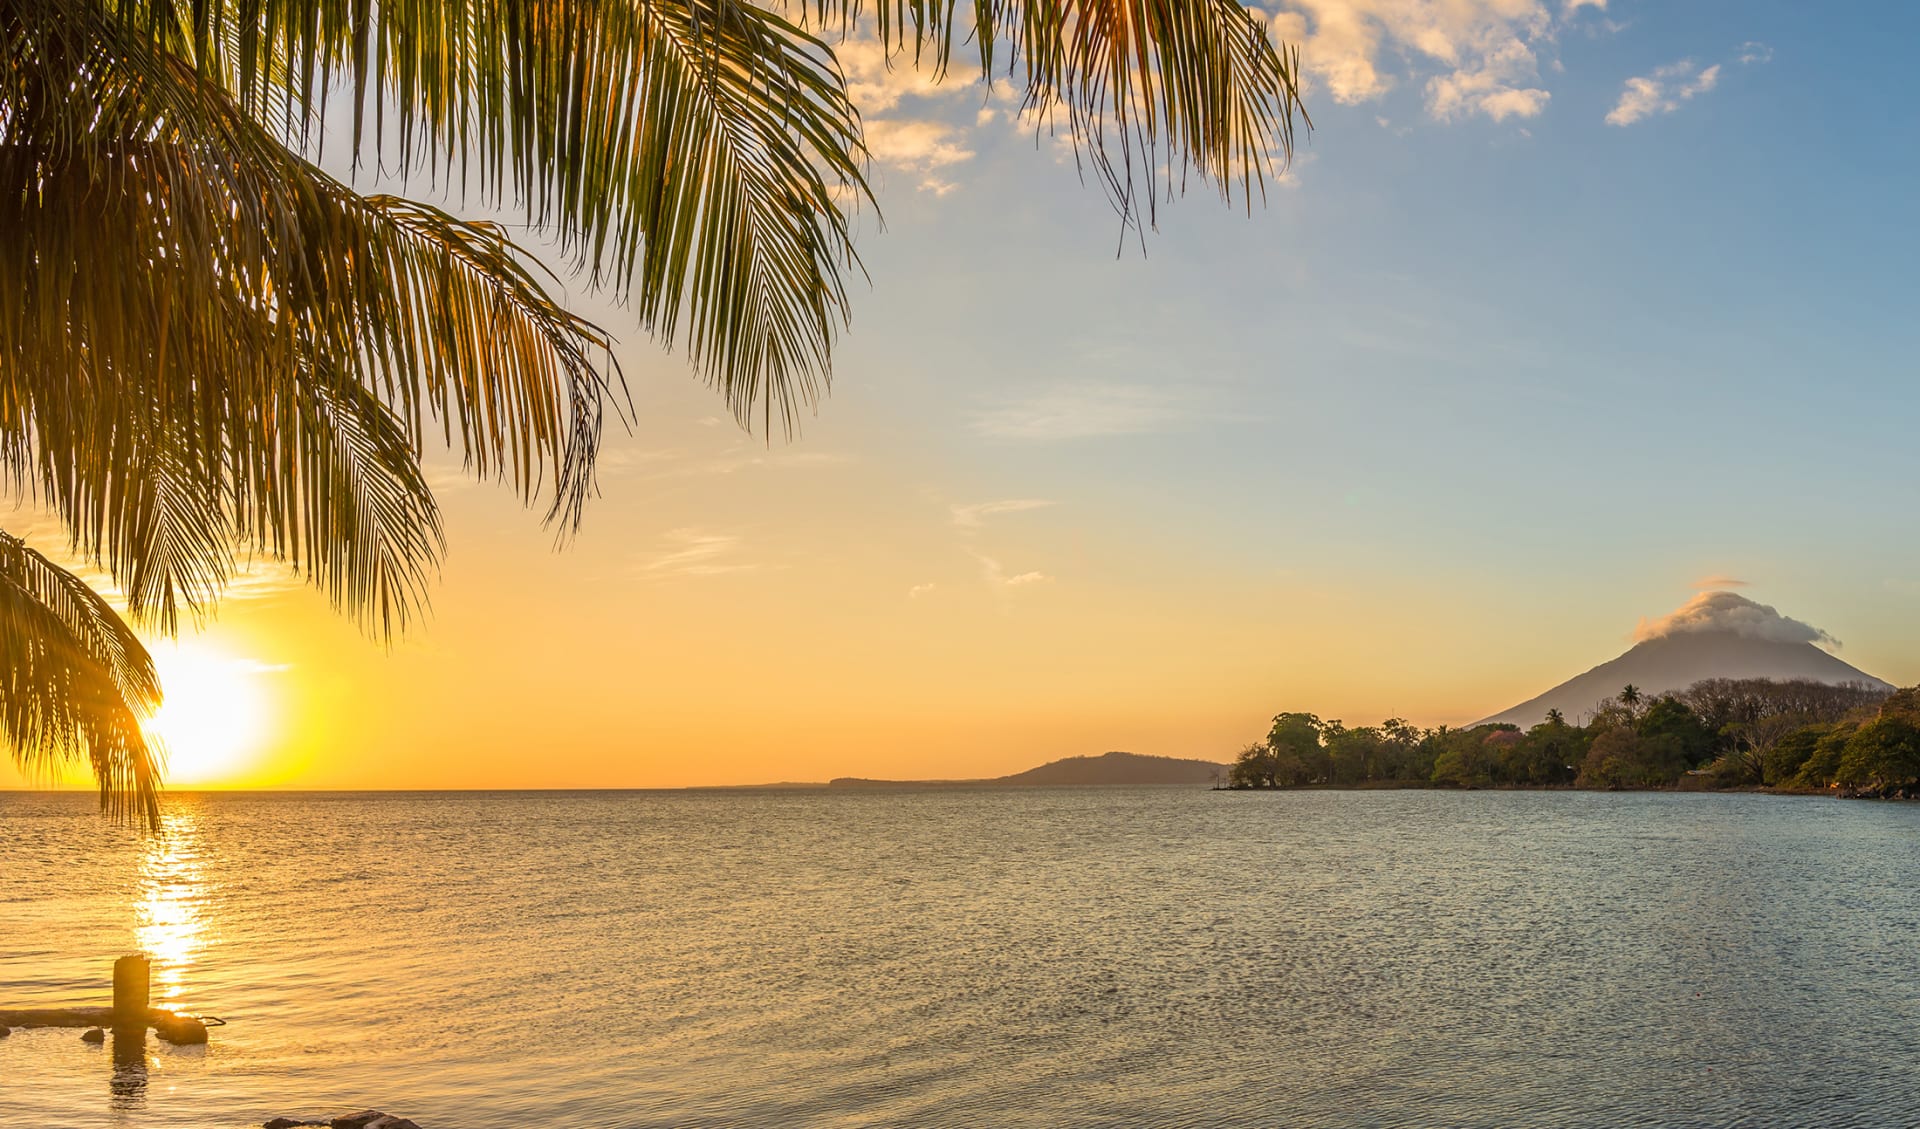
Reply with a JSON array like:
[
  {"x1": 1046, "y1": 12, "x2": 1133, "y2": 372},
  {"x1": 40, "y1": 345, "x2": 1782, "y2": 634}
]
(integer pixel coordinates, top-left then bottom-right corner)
[{"x1": 1475, "y1": 593, "x2": 1892, "y2": 728}]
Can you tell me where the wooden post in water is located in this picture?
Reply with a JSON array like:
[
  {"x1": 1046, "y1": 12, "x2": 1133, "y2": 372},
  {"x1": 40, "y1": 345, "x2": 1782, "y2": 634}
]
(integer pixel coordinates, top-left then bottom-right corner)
[{"x1": 112, "y1": 954, "x2": 150, "y2": 1028}]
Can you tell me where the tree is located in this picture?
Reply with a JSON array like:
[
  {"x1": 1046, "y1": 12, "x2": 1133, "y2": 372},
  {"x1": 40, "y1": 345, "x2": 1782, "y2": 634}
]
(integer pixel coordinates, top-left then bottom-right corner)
[
  {"x1": 1761, "y1": 724, "x2": 1830, "y2": 788},
  {"x1": 1636, "y1": 696, "x2": 1715, "y2": 769},
  {"x1": 1838, "y1": 718, "x2": 1920, "y2": 791},
  {"x1": 1267, "y1": 712, "x2": 1323, "y2": 783},
  {"x1": 1715, "y1": 711, "x2": 1811, "y2": 786},
  {"x1": 1577, "y1": 727, "x2": 1684, "y2": 790},
  {"x1": 1228, "y1": 743, "x2": 1276, "y2": 789},
  {"x1": 1430, "y1": 726, "x2": 1509, "y2": 788},
  {"x1": 4, "y1": 0, "x2": 1307, "y2": 823}
]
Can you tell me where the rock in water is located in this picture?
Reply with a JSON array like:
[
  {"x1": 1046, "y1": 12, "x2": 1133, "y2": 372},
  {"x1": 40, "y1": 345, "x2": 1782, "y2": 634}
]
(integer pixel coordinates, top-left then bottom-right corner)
[
  {"x1": 309, "y1": 1110, "x2": 423, "y2": 1129},
  {"x1": 154, "y1": 1015, "x2": 209, "y2": 1045},
  {"x1": 0, "y1": 1025, "x2": 10, "y2": 1038},
  {"x1": 80, "y1": 1027, "x2": 106, "y2": 1043}
]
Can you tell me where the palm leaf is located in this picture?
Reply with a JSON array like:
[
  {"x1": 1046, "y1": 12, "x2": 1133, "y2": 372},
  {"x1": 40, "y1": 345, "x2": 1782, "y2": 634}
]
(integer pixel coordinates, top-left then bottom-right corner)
[
  {"x1": 0, "y1": 0, "x2": 612, "y2": 630},
  {"x1": 0, "y1": 532, "x2": 162, "y2": 828},
  {"x1": 800, "y1": 0, "x2": 1305, "y2": 228}
]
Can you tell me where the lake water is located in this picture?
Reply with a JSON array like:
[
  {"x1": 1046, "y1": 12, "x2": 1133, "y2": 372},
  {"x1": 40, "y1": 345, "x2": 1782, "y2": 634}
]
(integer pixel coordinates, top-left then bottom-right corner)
[{"x1": 4, "y1": 788, "x2": 1920, "y2": 1128}]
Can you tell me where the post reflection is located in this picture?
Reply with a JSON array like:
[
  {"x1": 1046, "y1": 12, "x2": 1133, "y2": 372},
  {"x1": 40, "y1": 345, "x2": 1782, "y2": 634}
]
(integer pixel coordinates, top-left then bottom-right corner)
[
  {"x1": 109, "y1": 1026, "x2": 149, "y2": 1109},
  {"x1": 134, "y1": 803, "x2": 206, "y2": 1006}
]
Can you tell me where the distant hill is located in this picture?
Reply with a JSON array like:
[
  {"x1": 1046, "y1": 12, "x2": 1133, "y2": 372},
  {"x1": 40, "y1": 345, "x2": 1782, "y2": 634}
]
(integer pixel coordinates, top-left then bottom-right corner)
[
  {"x1": 827, "y1": 751, "x2": 1227, "y2": 788},
  {"x1": 996, "y1": 750, "x2": 1227, "y2": 786},
  {"x1": 1476, "y1": 629, "x2": 1892, "y2": 729}
]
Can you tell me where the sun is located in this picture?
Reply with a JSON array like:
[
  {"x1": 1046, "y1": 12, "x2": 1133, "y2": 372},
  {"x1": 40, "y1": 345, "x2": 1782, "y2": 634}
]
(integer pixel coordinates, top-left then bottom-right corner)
[{"x1": 143, "y1": 641, "x2": 277, "y2": 785}]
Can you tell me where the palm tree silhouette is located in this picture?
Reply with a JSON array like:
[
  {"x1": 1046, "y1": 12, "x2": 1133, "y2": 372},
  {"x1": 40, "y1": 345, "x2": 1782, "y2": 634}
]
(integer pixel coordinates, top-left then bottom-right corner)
[{"x1": 2, "y1": 0, "x2": 1306, "y2": 823}]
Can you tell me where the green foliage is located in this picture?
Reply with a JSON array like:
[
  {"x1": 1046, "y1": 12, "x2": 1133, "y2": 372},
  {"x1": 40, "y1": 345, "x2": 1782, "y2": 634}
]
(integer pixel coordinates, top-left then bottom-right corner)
[
  {"x1": 1837, "y1": 718, "x2": 1920, "y2": 790},
  {"x1": 1879, "y1": 687, "x2": 1920, "y2": 726},
  {"x1": 1228, "y1": 683, "x2": 1920, "y2": 799},
  {"x1": 1636, "y1": 697, "x2": 1716, "y2": 768},
  {"x1": 1761, "y1": 725, "x2": 1829, "y2": 787},
  {"x1": 1430, "y1": 728, "x2": 1499, "y2": 788},
  {"x1": 1577, "y1": 727, "x2": 1684, "y2": 790},
  {"x1": 1787, "y1": 723, "x2": 1857, "y2": 790}
]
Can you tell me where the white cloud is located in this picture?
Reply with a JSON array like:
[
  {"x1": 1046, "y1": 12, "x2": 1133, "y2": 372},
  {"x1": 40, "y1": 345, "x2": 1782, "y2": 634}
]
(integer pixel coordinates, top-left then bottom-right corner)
[
  {"x1": 835, "y1": 37, "x2": 949, "y2": 113},
  {"x1": 864, "y1": 119, "x2": 978, "y2": 195},
  {"x1": 1737, "y1": 41, "x2": 1773, "y2": 66},
  {"x1": 1606, "y1": 58, "x2": 1720, "y2": 126},
  {"x1": 950, "y1": 499, "x2": 1057, "y2": 529},
  {"x1": 1635, "y1": 590, "x2": 1837, "y2": 648},
  {"x1": 908, "y1": 582, "x2": 938, "y2": 599},
  {"x1": 971, "y1": 381, "x2": 1180, "y2": 440},
  {"x1": 1268, "y1": 0, "x2": 1585, "y2": 123}
]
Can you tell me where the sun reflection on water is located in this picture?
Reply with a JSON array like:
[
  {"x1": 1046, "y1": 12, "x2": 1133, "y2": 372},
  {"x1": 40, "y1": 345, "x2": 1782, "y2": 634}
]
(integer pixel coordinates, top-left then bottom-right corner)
[{"x1": 134, "y1": 807, "x2": 206, "y2": 1004}]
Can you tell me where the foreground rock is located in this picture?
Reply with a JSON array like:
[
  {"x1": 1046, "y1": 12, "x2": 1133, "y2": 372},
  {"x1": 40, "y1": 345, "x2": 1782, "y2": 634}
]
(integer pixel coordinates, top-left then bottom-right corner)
[{"x1": 263, "y1": 1112, "x2": 422, "y2": 1129}]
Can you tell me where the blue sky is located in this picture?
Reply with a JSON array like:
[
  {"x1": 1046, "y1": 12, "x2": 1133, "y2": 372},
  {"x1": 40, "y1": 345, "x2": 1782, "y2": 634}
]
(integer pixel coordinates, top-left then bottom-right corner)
[{"x1": 801, "y1": 0, "x2": 1920, "y2": 678}]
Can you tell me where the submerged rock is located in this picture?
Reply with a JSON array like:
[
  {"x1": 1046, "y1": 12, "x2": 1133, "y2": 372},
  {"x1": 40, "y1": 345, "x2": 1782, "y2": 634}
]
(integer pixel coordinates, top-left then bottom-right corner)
[
  {"x1": 267, "y1": 1109, "x2": 422, "y2": 1129},
  {"x1": 80, "y1": 1027, "x2": 105, "y2": 1043}
]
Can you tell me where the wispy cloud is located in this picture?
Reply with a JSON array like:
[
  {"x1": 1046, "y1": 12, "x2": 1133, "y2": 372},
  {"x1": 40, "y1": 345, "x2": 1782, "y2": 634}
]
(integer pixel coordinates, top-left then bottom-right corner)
[
  {"x1": 1606, "y1": 59, "x2": 1720, "y2": 126},
  {"x1": 908, "y1": 582, "x2": 938, "y2": 599},
  {"x1": 864, "y1": 119, "x2": 976, "y2": 196},
  {"x1": 974, "y1": 552, "x2": 1051, "y2": 594},
  {"x1": 971, "y1": 381, "x2": 1180, "y2": 441},
  {"x1": 1691, "y1": 574, "x2": 1750, "y2": 590},
  {"x1": 950, "y1": 499, "x2": 1057, "y2": 529},
  {"x1": 1606, "y1": 43, "x2": 1767, "y2": 127},
  {"x1": 636, "y1": 528, "x2": 766, "y2": 578}
]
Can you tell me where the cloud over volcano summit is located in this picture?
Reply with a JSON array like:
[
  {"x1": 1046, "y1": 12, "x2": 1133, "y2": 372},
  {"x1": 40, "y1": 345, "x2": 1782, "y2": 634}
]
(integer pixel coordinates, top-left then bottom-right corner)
[{"x1": 1634, "y1": 591, "x2": 1838, "y2": 649}]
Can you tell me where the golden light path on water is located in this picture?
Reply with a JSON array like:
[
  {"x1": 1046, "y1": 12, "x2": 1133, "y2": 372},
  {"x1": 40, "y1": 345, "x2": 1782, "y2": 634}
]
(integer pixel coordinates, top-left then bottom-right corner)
[{"x1": 134, "y1": 807, "x2": 206, "y2": 1004}]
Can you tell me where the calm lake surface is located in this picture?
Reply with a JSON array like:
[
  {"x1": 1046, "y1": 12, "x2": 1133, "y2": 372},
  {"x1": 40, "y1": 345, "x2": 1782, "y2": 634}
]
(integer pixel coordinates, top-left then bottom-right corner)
[{"x1": 4, "y1": 788, "x2": 1920, "y2": 1128}]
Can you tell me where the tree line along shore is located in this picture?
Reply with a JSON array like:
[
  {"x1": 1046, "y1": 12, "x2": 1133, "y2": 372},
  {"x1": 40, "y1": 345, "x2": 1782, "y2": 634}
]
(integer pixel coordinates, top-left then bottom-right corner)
[{"x1": 1226, "y1": 679, "x2": 1920, "y2": 797}]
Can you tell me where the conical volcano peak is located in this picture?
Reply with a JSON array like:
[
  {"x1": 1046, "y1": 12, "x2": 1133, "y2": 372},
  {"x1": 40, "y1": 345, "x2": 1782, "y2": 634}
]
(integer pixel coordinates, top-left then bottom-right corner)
[{"x1": 1478, "y1": 592, "x2": 1888, "y2": 729}]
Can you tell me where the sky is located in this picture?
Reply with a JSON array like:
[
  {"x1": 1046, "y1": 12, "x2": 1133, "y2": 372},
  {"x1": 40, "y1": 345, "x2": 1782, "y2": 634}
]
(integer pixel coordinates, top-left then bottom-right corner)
[{"x1": 9, "y1": 0, "x2": 1920, "y2": 790}]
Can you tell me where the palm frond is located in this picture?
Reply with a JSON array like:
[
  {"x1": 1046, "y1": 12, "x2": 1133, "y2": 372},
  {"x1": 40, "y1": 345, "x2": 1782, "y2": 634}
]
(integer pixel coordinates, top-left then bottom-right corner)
[
  {"x1": 87, "y1": 0, "x2": 869, "y2": 435},
  {"x1": 0, "y1": 531, "x2": 162, "y2": 828},
  {"x1": 0, "y1": 0, "x2": 612, "y2": 630},
  {"x1": 799, "y1": 0, "x2": 1304, "y2": 228}
]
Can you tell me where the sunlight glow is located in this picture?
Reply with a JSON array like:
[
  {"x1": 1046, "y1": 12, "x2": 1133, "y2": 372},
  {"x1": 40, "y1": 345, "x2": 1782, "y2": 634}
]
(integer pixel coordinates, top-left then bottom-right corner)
[{"x1": 144, "y1": 642, "x2": 279, "y2": 785}]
